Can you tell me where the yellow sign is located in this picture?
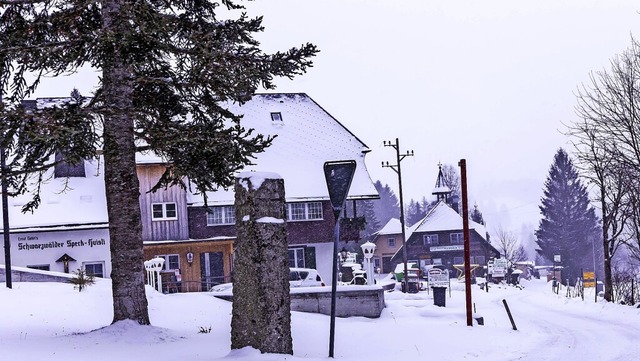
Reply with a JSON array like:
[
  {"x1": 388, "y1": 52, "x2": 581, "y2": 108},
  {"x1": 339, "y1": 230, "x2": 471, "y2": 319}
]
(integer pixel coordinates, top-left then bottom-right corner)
[{"x1": 583, "y1": 271, "x2": 595, "y2": 288}]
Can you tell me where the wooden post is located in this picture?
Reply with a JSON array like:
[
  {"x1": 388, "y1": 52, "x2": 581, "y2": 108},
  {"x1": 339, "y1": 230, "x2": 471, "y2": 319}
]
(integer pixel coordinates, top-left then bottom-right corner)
[
  {"x1": 231, "y1": 172, "x2": 292, "y2": 355},
  {"x1": 459, "y1": 159, "x2": 473, "y2": 327},
  {"x1": 502, "y1": 299, "x2": 518, "y2": 331}
]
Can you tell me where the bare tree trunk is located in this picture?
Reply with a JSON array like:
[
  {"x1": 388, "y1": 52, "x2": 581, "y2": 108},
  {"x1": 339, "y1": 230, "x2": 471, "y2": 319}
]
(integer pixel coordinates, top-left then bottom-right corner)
[
  {"x1": 102, "y1": 0, "x2": 150, "y2": 325},
  {"x1": 600, "y1": 187, "x2": 614, "y2": 302},
  {"x1": 231, "y1": 174, "x2": 292, "y2": 354}
]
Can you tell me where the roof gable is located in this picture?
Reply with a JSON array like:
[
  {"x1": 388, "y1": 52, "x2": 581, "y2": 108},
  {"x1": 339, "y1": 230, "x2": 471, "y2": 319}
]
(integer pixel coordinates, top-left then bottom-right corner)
[
  {"x1": 189, "y1": 93, "x2": 379, "y2": 205},
  {"x1": 408, "y1": 201, "x2": 487, "y2": 240},
  {"x1": 376, "y1": 218, "x2": 403, "y2": 235}
]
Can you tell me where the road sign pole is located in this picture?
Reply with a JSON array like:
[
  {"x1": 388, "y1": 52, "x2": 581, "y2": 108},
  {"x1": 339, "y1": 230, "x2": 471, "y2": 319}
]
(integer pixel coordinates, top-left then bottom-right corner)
[{"x1": 324, "y1": 160, "x2": 356, "y2": 358}]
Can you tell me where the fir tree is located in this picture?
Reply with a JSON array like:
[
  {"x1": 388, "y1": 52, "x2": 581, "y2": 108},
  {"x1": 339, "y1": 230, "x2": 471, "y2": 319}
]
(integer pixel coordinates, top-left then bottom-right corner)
[
  {"x1": 360, "y1": 199, "x2": 381, "y2": 241},
  {"x1": 371, "y1": 180, "x2": 400, "y2": 227},
  {"x1": 535, "y1": 148, "x2": 599, "y2": 284},
  {"x1": 0, "y1": 0, "x2": 317, "y2": 325},
  {"x1": 470, "y1": 203, "x2": 485, "y2": 225},
  {"x1": 405, "y1": 198, "x2": 427, "y2": 226}
]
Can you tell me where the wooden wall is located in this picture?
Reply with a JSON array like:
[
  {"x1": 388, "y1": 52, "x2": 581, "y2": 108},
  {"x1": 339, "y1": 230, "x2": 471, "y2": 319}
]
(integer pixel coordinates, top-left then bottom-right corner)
[{"x1": 137, "y1": 164, "x2": 189, "y2": 242}]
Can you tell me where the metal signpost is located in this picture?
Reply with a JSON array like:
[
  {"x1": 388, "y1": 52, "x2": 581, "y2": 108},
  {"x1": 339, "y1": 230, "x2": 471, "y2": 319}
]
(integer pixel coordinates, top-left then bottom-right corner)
[{"x1": 324, "y1": 160, "x2": 356, "y2": 358}]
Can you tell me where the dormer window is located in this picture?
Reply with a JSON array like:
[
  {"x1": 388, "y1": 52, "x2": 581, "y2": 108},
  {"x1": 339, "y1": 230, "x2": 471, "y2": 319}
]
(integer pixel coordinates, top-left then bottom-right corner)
[
  {"x1": 270, "y1": 112, "x2": 283, "y2": 122},
  {"x1": 54, "y1": 152, "x2": 86, "y2": 178}
]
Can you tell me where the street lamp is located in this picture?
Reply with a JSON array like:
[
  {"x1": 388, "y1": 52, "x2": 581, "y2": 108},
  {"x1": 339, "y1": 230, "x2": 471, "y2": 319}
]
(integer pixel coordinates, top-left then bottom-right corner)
[
  {"x1": 361, "y1": 241, "x2": 376, "y2": 286},
  {"x1": 382, "y1": 138, "x2": 413, "y2": 292}
]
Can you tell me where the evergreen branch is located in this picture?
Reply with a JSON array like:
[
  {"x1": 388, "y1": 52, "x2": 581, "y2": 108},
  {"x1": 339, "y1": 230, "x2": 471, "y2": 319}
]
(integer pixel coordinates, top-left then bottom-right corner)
[{"x1": 0, "y1": 0, "x2": 48, "y2": 4}]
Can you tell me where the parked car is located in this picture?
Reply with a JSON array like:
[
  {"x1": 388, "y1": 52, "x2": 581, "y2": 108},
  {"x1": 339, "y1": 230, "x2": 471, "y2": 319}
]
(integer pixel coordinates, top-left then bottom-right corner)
[
  {"x1": 210, "y1": 268, "x2": 325, "y2": 293},
  {"x1": 393, "y1": 262, "x2": 420, "y2": 282},
  {"x1": 289, "y1": 268, "x2": 326, "y2": 287}
]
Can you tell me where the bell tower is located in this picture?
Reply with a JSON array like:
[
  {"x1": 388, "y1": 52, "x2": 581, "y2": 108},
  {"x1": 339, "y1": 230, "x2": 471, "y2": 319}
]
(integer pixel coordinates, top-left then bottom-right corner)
[{"x1": 432, "y1": 162, "x2": 452, "y2": 203}]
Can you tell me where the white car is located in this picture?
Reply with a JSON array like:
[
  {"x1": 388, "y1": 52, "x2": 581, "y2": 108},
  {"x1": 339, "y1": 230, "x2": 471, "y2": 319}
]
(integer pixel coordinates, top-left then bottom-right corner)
[
  {"x1": 211, "y1": 268, "x2": 325, "y2": 293},
  {"x1": 289, "y1": 268, "x2": 326, "y2": 287}
]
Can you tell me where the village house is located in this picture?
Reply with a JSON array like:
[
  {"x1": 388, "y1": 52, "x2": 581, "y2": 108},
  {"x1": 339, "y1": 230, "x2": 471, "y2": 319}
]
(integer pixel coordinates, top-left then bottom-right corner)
[
  {"x1": 1, "y1": 93, "x2": 379, "y2": 291},
  {"x1": 370, "y1": 218, "x2": 405, "y2": 274},
  {"x1": 387, "y1": 165, "x2": 500, "y2": 279}
]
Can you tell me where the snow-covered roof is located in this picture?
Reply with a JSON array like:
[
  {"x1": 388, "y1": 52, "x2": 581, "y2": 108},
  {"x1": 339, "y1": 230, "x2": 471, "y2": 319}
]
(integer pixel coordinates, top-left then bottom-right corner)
[
  {"x1": 2, "y1": 93, "x2": 378, "y2": 229},
  {"x1": 406, "y1": 201, "x2": 487, "y2": 241},
  {"x1": 1, "y1": 159, "x2": 109, "y2": 229},
  {"x1": 432, "y1": 185, "x2": 451, "y2": 194},
  {"x1": 375, "y1": 218, "x2": 403, "y2": 236},
  {"x1": 188, "y1": 93, "x2": 379, "y2": 206}
]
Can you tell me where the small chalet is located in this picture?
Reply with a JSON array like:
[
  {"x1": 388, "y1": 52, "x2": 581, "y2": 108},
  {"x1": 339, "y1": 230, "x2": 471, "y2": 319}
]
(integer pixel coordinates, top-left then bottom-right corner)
[{"x1": 371, "y1": 218, "x2": 405, "y2": 274}]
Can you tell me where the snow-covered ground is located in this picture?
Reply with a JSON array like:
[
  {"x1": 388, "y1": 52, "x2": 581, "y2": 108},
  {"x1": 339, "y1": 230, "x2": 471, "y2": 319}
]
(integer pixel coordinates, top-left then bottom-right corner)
[{"x1": 1, "y1": 277, "x2": 639, "y2": 361}]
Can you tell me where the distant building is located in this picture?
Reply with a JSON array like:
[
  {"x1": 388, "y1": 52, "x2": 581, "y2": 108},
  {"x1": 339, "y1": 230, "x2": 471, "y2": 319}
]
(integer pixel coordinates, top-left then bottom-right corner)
[
  {"x1": 371, "y1": 218, "x2": 405, "y2": 274},
  {"x1": 391, "y1": 201, "x2": 499, "y2": 278},
  {"x1": 381, "y1": 164, "x2": 499, "y2": 278}
]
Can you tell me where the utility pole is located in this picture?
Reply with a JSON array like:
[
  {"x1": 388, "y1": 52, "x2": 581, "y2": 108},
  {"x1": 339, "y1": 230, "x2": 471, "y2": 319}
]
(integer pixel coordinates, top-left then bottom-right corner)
[{"x1": 383, "y1": 138, "x2": 413, "y2": 293}]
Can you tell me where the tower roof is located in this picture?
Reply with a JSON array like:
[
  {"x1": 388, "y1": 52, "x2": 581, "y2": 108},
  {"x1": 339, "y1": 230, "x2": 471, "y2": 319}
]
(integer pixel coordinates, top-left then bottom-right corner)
[{"x1": 432, "y1": 163, "x2": 451, "y2": 198}]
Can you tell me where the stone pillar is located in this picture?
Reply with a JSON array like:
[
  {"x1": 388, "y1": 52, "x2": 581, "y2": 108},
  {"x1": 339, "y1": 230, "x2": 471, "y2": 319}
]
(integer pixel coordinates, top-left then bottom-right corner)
[{"x1": 231, "y1": 172, "x2": 292, "y2": 354}]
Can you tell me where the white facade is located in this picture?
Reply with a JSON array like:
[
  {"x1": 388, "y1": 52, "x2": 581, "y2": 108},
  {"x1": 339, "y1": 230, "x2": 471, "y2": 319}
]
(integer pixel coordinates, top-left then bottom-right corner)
[{"x1": 9, "y1": 227, "x2": 111, "y2": 277}]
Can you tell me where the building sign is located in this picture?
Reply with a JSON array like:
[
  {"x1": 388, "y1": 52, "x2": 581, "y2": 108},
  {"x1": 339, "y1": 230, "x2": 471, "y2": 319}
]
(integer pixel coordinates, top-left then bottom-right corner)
[
  {"x1": 491, "y1": 258, "x2": 509, "y2": 278},
  {"x1": 16, "y1": 235, "x2": 107, "y2": 251},
  {"x1": 10, "y1": 228, "x2": 111, "y2": 276},
  {"x1": 430, "y1": 245, "x2": 464, "y2": 252},
  {"x1": 428, "y1": 268, "x2": 449, "y2": 288}
]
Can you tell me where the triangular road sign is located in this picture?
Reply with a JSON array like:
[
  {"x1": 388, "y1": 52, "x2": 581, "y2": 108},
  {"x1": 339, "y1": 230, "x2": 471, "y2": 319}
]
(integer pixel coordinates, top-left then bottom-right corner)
[{"x1": 323, "y1": 160, "x2": 357, "y2": 220}]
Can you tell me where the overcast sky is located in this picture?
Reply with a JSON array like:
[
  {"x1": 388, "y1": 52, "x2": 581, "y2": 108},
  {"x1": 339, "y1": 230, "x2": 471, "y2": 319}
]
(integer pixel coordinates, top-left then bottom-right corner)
[
  {"x1": 247, "y1": 0, "x2": 640, "y2": 235},
  {"x1": 31, "y1": 0, "x2": 640, "y2": 237}
]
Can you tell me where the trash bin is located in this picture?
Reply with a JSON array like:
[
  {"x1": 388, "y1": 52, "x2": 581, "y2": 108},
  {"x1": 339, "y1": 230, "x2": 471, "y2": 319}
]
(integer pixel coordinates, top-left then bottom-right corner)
[
  {"x1": 510, "y1": 273, "x2": 520, "y2": 285},
  {"x1": 432, "y1": 286, "x2": 447, "y2": 307}
]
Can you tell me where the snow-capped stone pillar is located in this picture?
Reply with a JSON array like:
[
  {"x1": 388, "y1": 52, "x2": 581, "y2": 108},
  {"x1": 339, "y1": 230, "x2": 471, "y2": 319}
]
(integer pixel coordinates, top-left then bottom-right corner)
[{"x1": 231, "y1": 172, "x2": 292, "y2": 355}]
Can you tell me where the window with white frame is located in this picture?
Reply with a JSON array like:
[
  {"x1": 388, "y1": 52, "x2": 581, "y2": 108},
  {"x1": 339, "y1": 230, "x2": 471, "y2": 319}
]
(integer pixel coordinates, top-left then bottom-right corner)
[
  {"x1": 432, "y1": 258, "x2": 442, "y2": 265},
  {"x1": 423, "y1": 234, "x2": 439, "y2": 245},
  {"x1": 83, "y1": 262, "x2": 105, "y2": 278},
  {"x1": 207, "y1": 205, "x2": 236, "y2": 225},
  {"x1": 387, "y1": 237, "x2": 396, "y2": 247},
  {"x1": 453, "y1": 256, "x2": 464, "y2": 265},
  {"x1": 152, "y1": 202, "x2": 177, "y2": 221},
  {"x1": 450, "y1": 233, "x2": 464, "y2": 244},
  {"x1": 156, "y1": 254, "x2": 180, "y2": 271},
  {"x1": 288, "y1": 248, "x2": 305, "y2": 268},
  {"x1": 286, "y1": 202, "x2": 323, "y2": 221}
]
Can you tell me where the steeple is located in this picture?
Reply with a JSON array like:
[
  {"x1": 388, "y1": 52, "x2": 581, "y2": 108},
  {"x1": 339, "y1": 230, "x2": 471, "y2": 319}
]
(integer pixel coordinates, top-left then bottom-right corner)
[{"x1": 432, "y1": 162, "x2": 451, "y2": 203}]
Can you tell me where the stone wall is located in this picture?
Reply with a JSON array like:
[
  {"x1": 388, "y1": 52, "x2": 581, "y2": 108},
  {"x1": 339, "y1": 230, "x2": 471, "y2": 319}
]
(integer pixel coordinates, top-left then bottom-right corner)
[
  {"x1": 291, "y1": 287, "x2": 385, "y2": 318},
  {"x1": 216, "y1": 287, "x2": 386, "y2": 318},
  {"x1": 0, "y1": 266, "x2": 72, "y2": 283}
]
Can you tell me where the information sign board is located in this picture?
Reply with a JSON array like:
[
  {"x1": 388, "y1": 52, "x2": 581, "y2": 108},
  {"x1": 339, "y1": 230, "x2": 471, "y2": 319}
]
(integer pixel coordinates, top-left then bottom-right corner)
[
  {"x1": 492, "y1": 258, "x2": 508, "y2": 278},
  {"x1": 428, "y1": 268, "x2": 449, "y2": 288}
]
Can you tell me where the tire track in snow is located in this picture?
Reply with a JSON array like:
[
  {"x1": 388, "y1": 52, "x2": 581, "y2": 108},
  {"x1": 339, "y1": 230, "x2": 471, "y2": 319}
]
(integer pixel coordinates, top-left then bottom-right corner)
[{"x1": 498, "y1": 288, "x2": 640, "y2": 361}]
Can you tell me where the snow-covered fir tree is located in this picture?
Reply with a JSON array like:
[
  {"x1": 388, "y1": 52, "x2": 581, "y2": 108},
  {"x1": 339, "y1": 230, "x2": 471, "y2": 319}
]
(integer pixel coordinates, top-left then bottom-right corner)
[
  {"x1": 535, "y1": 148, "x2": 599, "y2": 284},
  {"x1": 0, "y1": 0, "x2": 317, "y2": 326},
  {"x1": 470, "y1": 203, "x2": 485, "y2": 225}
]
